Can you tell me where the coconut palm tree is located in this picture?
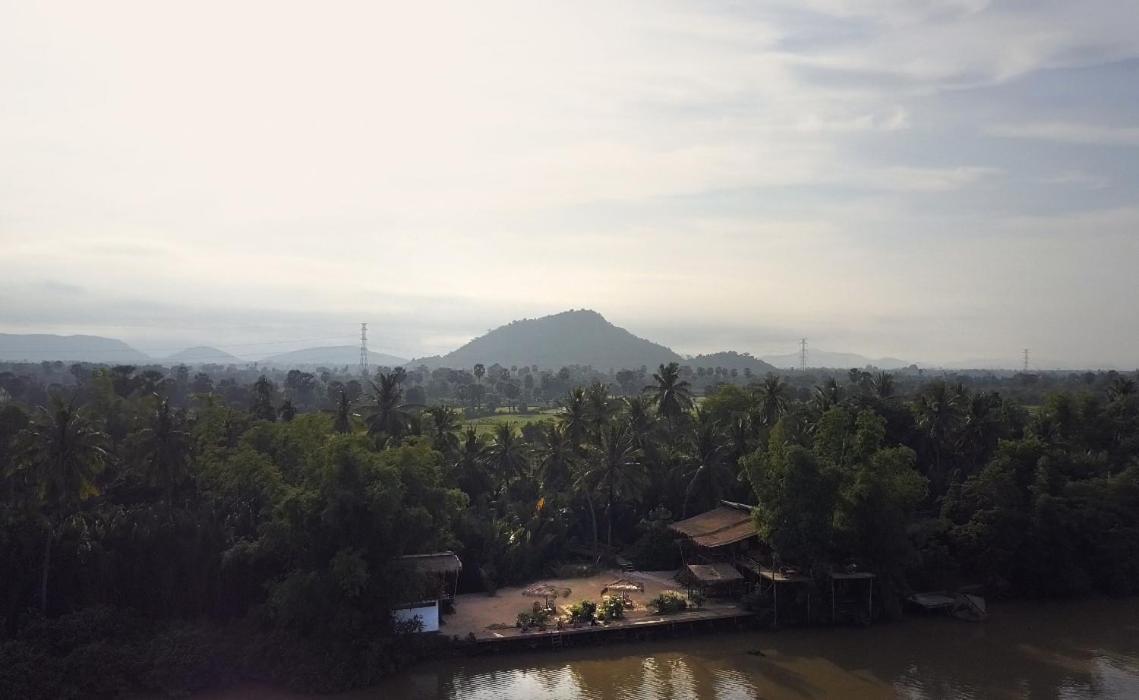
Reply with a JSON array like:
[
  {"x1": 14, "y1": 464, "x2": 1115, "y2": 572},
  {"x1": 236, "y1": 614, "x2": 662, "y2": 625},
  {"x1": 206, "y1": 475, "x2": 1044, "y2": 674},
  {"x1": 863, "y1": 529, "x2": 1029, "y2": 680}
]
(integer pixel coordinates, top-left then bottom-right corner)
[
  {"x1": 333, "y1": 390, "x2": 354, "y2": 434},
  {"x1": 645, "y1": 362, "x2": 693, "y2": 430},
  {"x1": 871, "y1": 371, "x2": 896, "y2": 400},
  {"x1": 482, "y1": 423, "x2": 530, "y2": 486},
  {"x1": 587, "y1": 421, "x2": 645, "y2": 548},
  {"x1": 424, "y1": 405, "x2": 461, "y2": 458},
  {"x1": 20, "y1": 396, "x2": 109, "y2": 612},
  {"x1": 754, "y1": 374, "x2": 790, "y2": 427},
  {"x1": 363, "y1": 372, "x2": 408, "y2": 442},
  {"x1": 136, "y1": 397, "x2": 190, "y2": 503},
  {"x1": 914, "y1": 380, "x2": 964, "y2": 491},
  {"x1": 680, "y1": 410, "x2": 731, "y2": 517},
  {"x1": 455, "y1": 427, "x2": 492, "y2": 501},
  {"x1": 560, "y1": 387, "x2": 590, "y2": 447},
  {"x1": 534, "y1": 422, "x2": 576, "y2": 493},
  {"x1": 585, "y1": 381, "x2": 614, "y2": 440}
]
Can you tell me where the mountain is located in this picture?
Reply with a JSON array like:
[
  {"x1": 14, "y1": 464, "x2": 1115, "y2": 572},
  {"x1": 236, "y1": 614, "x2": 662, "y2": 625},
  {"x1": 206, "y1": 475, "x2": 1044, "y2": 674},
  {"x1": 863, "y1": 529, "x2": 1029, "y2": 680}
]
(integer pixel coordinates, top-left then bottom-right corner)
[
  {"x1": 262, "y1": 345, "x2": 407, "y2": 368},
  {"x1": 413, "y1": 309, "x2": 682, "y2": 370},
  {"x1": 0, "y1": 333, "x2": 150, "y2": 364},
  {"x1": 166, "y1": 346, "x2": 244, "y2": 365},
  {"x1": 686, "y1": 351, "x2": 777, "y2": 374},
  {"x1": 761, "y1": 350, "x2": 911, "y2": 370}
]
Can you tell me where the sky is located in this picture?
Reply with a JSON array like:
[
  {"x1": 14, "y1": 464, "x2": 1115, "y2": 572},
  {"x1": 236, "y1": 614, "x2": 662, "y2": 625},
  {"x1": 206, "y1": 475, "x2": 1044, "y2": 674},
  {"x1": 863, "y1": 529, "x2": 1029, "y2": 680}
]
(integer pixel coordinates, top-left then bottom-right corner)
[{"x1": 2, "y1": 0, "x2": 1138, "y2": 368}]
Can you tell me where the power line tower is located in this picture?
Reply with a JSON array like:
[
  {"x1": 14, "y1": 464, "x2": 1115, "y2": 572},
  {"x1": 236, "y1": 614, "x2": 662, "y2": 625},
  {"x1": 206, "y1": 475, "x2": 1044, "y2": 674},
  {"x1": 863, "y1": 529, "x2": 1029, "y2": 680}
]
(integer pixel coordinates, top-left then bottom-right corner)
[
  {"x1": 1023, "y1": 348, "x2": 1030, "y2": 372},
  {"x1": 800, "y1": 338, "x2": 808, "y2": 370},
  {"x1": 360, "y1": 323, "x2": 369, "y2": 376}
]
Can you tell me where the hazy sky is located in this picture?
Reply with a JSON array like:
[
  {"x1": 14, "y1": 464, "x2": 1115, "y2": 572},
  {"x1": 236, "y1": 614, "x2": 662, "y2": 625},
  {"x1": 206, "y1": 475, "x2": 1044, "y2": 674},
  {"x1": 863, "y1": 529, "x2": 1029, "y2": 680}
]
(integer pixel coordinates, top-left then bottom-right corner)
[{"x1": 2, "y1": 1, "x2": 1138, "y2": 367}]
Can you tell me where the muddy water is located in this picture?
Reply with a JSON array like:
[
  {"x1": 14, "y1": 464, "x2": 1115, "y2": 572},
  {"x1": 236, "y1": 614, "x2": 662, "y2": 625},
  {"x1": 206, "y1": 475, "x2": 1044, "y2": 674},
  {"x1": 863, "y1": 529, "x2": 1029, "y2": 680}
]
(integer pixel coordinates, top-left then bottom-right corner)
[{"x1": 204, "y1": 598, "x2": 1139, "y2": 699}]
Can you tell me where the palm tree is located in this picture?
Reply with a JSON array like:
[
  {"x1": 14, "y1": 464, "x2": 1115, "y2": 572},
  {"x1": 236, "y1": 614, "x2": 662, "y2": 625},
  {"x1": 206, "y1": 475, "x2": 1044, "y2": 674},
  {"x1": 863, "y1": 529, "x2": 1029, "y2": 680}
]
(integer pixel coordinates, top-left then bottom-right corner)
[
  {"x1": 585, "y1": 381, "x2": 614, "y2": 439},
  {"x1": 482, "y1": 423, "x2": 530, "y2": 486},
  {"x1": 250, "y1": 375, "x2": 276, "y2": 421},
  {"x1": 871, "y1": 371, "x2": 895, "y2": 399},
  {"x1": 680, "y1": 410, "x2": 731, "y2": 516},
  {"x1": 914, "y1": 380, "x2": 964, "y2": 491},
  {"x1": 20, "y1": 396, "x2": 109, "y2": 612},
  {"x1": 364, "y1": 372, "x2": 408, "y2": 442},
  {"x1": 333, "y1": 390, "x2": 353, "y2": 434},
  {"x1": 424, "y1": 406, "x2": 461, "y2": 458},
  {"x1": 560, "y1": 387, "x2": 589, "y2": 447},
  {"x1": 534, "y1": 422, "x2": 576, "y2": 493},
  {"x1": 587, "y1": 421, "x2": 645, "y2": 548},
  {"x1": 645, "y1": 362, "x2": 693, "y2": 430},
  {"x1": 754, "y1": 374, "x2": 790, "y2": 426},
  {"x1": 136, "y1": 397, "x2": 190, "y2": 503},
  {"x1": 811, "y1": 378, "x2": 843, "y2": 413},
  {"x1": 455, "y1": 427, "x2": 492, "y2": 500}
]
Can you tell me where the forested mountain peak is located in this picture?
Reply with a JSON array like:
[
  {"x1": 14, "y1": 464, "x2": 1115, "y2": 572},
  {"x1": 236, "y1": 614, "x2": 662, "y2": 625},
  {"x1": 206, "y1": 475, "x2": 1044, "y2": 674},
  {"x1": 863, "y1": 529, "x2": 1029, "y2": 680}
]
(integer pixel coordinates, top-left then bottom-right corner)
[{"x1": 415, "y1": 309, "x2": 682, "y2": 370}]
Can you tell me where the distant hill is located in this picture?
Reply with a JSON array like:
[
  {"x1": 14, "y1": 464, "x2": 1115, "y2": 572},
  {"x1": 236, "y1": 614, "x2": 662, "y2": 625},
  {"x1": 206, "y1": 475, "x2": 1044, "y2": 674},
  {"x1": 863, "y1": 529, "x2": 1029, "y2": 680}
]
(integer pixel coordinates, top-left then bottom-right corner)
[
  {"x1": 762, "y1": 350, "x2": 910, "y2": 370},
  {"x1": 686, "y1": 351, "x2": 777, "y2": 374},
  {"x1": 166, "y1": 346, "x2": 244, "y2": 365},
  {"x1": 262, "y1": 345, "x2": 407, "y2": 368},
  {"x1": 0, "y1": 333, "x2": 150, "y2": 364},
  {"x1": 414, "y1": 309, "x2": 682, "y2": 370}
]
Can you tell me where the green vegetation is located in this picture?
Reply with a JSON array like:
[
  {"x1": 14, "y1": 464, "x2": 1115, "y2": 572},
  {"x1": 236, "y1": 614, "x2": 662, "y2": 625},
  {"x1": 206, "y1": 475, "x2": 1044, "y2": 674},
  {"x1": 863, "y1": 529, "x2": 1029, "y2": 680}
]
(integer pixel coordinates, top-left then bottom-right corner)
[
  {"x1": 1, "y1": 358, "x2": 1139, "y2": 696},
  {"x1": 648, "y1": 591, "x2": 689, "y2": 615}
]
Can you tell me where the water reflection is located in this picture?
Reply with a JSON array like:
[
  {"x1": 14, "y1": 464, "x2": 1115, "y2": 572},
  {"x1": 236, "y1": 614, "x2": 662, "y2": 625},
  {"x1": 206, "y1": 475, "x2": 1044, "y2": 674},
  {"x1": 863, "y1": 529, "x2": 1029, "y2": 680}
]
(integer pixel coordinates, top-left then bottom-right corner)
[{"x1": 201, "y1": 599, "x2": 1139, "y2": 699}]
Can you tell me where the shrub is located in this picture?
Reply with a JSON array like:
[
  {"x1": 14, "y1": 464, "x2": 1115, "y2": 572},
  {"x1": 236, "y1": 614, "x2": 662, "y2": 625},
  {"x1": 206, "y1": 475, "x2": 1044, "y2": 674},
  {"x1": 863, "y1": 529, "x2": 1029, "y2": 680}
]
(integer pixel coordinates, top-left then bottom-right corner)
[
  {"x1": 567, "y1": 599, "x2": 597, "y2": 623},
  {"x1": 688, "y1": 590, "x2": 706, "y2": 609},
  {"x1": 648, "y1": 590, "x2": 688, "y2": 614},
  {"x1": 596, "y1": 595, "x2": 626, "y2": 621}
]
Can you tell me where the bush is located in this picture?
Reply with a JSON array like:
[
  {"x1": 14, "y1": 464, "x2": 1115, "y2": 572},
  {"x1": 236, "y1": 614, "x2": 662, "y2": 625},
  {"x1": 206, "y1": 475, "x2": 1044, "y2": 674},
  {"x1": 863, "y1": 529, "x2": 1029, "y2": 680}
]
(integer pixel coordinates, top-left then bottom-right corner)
[
  {"x1": 567, "y1": 599, "x2": 597, "y2": 623},
  {"x1": 688, "y1": 590, "x2": 706, "y2": 609},
  {"x1": 596, "y1": 595, "x2": 626, "y2": 621},
  {"x1": 648, "y1": 590, "x2": 688, "y2": 614},
  {"x1": 515, "y1": 607, "x2": 553, "y2": 630}
]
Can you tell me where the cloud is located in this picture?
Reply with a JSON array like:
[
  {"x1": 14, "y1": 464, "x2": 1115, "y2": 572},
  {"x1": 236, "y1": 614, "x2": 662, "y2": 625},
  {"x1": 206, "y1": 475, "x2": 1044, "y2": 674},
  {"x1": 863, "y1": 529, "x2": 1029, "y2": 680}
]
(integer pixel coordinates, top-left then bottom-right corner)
[{"x1": 986, "y1": 121, "x2": 1139, "y2": 146}]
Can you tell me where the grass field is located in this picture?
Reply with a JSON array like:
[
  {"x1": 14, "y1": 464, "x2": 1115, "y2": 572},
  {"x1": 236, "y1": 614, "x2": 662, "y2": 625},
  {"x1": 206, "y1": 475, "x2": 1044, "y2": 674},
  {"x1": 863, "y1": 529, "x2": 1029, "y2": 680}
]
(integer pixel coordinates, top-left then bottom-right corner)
[{"x1": 463, "y1": 407, "x2": 560, "y2": 435}]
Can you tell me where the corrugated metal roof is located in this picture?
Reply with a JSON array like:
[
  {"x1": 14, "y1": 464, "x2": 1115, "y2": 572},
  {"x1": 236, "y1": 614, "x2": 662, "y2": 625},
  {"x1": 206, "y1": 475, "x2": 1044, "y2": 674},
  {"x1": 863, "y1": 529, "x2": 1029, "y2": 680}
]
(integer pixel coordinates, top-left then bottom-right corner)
[{"x1": 669, "y1": 505, "x2": 757, "y2": 548}]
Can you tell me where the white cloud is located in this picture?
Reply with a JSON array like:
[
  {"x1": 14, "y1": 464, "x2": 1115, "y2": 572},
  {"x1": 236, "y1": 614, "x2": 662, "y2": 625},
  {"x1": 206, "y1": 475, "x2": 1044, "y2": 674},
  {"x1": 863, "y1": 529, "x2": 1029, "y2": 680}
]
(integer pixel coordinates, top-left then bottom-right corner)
[{"x1": 987, "y1": 122, "x2": 1139, "y2": 146}]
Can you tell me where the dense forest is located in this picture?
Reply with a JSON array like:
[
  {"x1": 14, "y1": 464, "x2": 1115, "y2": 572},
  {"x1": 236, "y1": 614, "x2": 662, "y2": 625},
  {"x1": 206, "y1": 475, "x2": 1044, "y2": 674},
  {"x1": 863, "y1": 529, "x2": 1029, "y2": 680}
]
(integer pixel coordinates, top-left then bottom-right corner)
[{"x1": 2, "y1": 359, "x2": 1139, "y2": 697}]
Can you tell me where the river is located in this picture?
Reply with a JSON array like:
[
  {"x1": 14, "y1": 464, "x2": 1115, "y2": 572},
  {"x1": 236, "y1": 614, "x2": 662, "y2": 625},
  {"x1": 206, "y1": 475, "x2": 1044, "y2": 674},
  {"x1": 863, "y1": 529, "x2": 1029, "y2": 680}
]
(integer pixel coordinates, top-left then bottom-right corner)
[{"x1": 203, "y1": 598, "x2": 1139, "y2": 699}]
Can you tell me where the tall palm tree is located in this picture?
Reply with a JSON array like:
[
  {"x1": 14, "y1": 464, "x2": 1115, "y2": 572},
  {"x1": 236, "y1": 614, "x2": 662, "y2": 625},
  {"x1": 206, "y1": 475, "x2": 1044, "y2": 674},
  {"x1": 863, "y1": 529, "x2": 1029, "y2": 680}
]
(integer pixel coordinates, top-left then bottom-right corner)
[
  {"x1": 20, "y1": 396, "x2": 109, "y2": 612},
  {"x1": 560, "y1": 387, "x2": 590, "y2": 447},
  {"x1": 333, "y1": 390, "x2": 354, "y2": 434},
  {"x1": 646, "y1": 362, "x2": 693, "y2": 430},
  {"x1": 754, "y1": 374, "x2": 790, "y2": 427},
  {"x1": 482, "y1": 423, "x2": 530, "y2": 486},
  {"x1": 364, "y1": 372, "x2": 408, "y2": 442},
  {"x1": 871, "y1": 371, "x2": 896, "y2": 400},
  {"x1": 585, "y1": 382, "x2": 614, "y2": 440},
  {"x1": 811, "y1": 378, "x2": 843, "y2": 413},
  {"x1": 250, "y1": 375, "x2": 276, "y2": 421},
  {"x1": 534, "y1": 422, "x2": 576, "y2": 493},
  {"x1": 587, "y1": 421, "x2": 645, "y2": 548},
  {"x1": 455, "y1": 427, "x2": 492, "y2": 500},
  {"x1": 136, "y1": 397, "x2": 190, "y2": 503},
  {"x1": 424, "y1": 405, "x2": 461, "y2": 458},
  {"x1": 914, "y1": 380, "x2": 964, "y2": 491},
  {"x1": 680, "y1": 410, "x2": 731, "y2": 517}
]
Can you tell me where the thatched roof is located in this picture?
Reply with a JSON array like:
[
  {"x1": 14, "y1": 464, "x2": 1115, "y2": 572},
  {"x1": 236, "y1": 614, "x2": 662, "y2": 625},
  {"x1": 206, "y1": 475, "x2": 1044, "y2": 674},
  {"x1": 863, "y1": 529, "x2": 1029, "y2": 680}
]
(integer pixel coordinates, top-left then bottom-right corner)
[
  {"x1": 397, "y1": 551, "x2": 463, "y2": 575},
  {"x1": 669, "y1": 504, "x2": 757, "y2": 548}
]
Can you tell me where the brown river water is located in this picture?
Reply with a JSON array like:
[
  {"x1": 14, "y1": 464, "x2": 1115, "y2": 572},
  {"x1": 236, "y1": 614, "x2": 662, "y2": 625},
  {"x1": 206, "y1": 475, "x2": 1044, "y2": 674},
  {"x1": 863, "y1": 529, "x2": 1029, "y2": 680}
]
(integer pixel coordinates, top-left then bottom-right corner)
[{"x1": 201, "y1": 598, "x2": 1139, "y2": 699}]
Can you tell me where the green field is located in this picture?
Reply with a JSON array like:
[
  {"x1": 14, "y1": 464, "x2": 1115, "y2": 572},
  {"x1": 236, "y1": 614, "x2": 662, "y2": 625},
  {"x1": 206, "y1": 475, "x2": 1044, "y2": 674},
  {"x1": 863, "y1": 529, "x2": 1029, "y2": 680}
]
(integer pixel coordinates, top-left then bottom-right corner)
[{"x1": 463, "y1": 408, "x2": 560, "y2": 435}]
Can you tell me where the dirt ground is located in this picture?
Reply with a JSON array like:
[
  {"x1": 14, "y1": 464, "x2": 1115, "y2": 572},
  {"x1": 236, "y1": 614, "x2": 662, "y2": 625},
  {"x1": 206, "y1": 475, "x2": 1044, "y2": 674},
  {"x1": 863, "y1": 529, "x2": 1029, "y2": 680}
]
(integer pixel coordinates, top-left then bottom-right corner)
[{"x1": 441, "y1": 569, "x2": 743, "y2": 640}]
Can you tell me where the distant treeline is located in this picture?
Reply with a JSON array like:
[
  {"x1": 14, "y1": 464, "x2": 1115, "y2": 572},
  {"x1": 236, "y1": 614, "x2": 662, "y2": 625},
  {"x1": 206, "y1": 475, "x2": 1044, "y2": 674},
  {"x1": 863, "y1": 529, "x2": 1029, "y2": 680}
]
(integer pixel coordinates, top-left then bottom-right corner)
[{"x1": 2, "y1": 360, "x2": 1139, "y2": 697}]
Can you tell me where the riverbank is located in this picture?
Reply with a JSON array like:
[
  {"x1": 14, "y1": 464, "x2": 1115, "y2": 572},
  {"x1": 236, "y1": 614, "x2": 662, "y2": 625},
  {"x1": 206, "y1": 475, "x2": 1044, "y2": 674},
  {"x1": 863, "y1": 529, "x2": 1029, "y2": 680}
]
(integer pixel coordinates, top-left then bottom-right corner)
[{"x1": 197, "y1": 597, "x2": 1139, "y2": 699}]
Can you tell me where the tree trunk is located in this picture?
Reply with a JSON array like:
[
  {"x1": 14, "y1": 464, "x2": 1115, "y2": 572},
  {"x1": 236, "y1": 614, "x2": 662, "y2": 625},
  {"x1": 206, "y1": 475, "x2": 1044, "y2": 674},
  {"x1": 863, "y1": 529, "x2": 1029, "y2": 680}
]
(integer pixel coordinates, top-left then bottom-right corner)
[
  {"x1": 584, "y1": 492, "x2": 599, "y2": 562},
  {"x1": 40, "y1": 520, "x2": 53, "y2": 614},
  {"x1": 607, "y1": 477, "x2": 615, "y2": 549}
]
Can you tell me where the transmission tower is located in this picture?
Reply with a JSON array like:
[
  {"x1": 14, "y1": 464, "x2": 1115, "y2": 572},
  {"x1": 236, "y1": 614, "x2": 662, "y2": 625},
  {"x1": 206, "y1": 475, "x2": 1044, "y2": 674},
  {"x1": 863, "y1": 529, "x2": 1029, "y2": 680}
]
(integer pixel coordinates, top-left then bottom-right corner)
[
  {"x1": 1023, "y1": 348, "x2": 1030, "y2": 372},
  {"x1": 360, "y1": 323, "x2": 369, "y2": 376},
  {"x1": 800, "y1": 338, "x2": 808, "y2": 370}
]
